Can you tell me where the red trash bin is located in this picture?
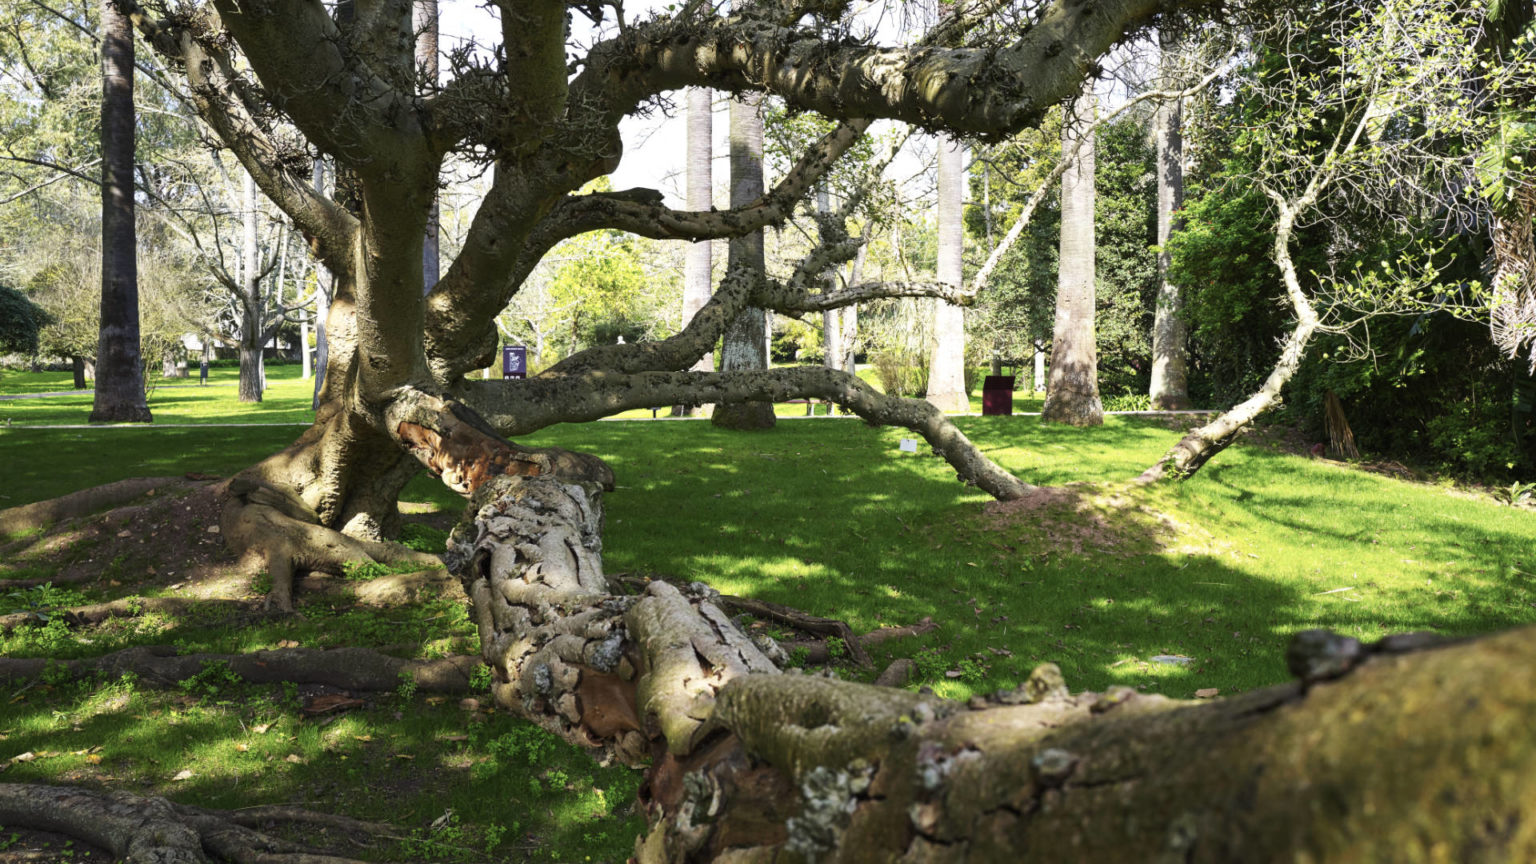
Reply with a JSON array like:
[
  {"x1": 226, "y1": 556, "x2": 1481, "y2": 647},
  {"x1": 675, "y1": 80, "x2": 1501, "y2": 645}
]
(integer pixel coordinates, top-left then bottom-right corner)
[{"x1": 982, "y1": 376, "x2": 1015, "y2": 416}]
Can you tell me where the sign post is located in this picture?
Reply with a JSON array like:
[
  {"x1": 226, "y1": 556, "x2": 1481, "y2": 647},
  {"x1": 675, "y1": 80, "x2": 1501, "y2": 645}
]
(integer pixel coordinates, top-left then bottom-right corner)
[{"x1": 501, "y1": 345, "x2": 528, "y2": 380}]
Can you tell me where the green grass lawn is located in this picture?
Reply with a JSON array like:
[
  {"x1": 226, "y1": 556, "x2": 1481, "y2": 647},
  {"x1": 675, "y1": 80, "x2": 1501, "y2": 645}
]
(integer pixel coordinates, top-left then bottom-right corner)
[
  {"x1": 0, "y1": 365, "x2": 317, "y2": 426},
  {"x1": 2, "y1": 369, "x2": 1534, "y2": 861}
]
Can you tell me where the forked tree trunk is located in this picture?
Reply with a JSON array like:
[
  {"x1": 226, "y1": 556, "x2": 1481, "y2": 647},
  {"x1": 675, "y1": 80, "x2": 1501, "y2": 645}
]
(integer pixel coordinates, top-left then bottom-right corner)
[
  {"x1": 89, "y1": 0, "x2": 151, "y2": 424},
  {"x1": 443, "y1": 466, "x2": 1536, "y2": 863},
  {"x1": 1041, "y1": 90, "x2": 1102, "y2": 426},
  {"x1": 1149, "y1": 35, "x2": 1193, "y2": 411},
  {"x1": 926, "y1": 138, "x2": 969, "y2": 414},
  {"x1": 713, "y1": 93, "x2": 776, "y2": 430}
]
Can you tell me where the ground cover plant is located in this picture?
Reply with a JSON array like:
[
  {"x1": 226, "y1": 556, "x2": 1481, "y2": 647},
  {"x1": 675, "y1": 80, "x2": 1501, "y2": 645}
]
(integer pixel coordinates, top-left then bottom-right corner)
[{"x1": 3, "y1": 376, "x2": 1534, "y2": 859}]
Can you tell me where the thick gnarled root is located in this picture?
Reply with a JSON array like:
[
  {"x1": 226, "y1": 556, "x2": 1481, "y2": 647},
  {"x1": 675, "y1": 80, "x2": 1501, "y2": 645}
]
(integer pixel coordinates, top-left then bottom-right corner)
[
  {"x1": 0, "y1": 783, "x2": 387, "y2": 863},
  {"x1": 220, "y1": 476, "x2": 441, "y2": 612}
]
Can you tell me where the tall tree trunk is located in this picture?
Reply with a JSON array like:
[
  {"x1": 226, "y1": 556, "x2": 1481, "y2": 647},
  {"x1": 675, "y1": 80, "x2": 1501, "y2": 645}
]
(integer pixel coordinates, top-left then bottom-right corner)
[
  {"x1": 1033, "y1": 339, "x2": 1045, "y2": 392},
  {"x1": 1041, "y1": 90, "x2": 1103, "y2": 426},
  {"x1": 926, "y1": 138, "x2": 969, "y2": 413},
  {"x1": 311, "y1": 159, "x2": 330, "y2": 410},
  {"x1": 71, "y1": 356, "x2": 88, "y2": 390},
  {"x1": 1149, "y1": 36, "x2": 1193, "y2": 410},
  {"x1": 712, "y1": 93, "x2": 776, "y2": 430},
  {"x1": 89, "y1": 0, "x2": 151, "y2": 424},
  {"x1": 239, "y1": 170, "x2": 264, "y2": 403},
  {"x1": 673, "y1": 86, "x2": 714, "y2": 417},
  {"x1": 417, "y1": 0, "x2": 440, "y2": 295},
  {"x1": 819, "y1": 185, "x2": 843, "y2": 379}
]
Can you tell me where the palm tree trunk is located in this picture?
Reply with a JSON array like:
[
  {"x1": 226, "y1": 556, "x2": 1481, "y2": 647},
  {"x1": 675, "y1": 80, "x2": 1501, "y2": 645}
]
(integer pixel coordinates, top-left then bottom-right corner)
[
  {"x1": 712, "y1": 93, "x2": 776, "y2": 430},
  {"x1": 673, "y1": 86, "x2": 714, "y2": 417},
  {"x1": 89, "y1": 0, "x2": 151, "y2": 424},
  {"x1": 417, "y1": 0, "x2": 440, "y2": 295},
  {"x1": 1041, "y1": 90, "x2": 1103, "y2": 426},
  {"x1": 927, "y1": 138, "x2": 969, "y2": 413},
  {"x1": 1149, "y1": 36, "x2": 1193, "y2": 410},
  {"x1": 239, "y1": 170, "x2": 264, "y2": 403}
]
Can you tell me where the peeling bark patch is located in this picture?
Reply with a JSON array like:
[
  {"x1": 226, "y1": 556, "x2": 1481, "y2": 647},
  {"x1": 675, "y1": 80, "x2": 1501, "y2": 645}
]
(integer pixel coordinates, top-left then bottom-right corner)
[{"x1": 398, "y1": 420, "x2": 543, "y2": 495}]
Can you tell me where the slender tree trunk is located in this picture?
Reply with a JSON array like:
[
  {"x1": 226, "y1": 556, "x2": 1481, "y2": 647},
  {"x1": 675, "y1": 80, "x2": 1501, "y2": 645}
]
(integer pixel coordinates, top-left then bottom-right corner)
[
  {"x1": 1141, "y1": 200, "x2": 1319, "y2": 481},
  {"x1": 239, "y1": 170, "x2": 264, "y2": 403},
  {"x1": 89, "y1": 0, "x2": 151, "y2": 424},
  {"x1": 927, "y1": 138, "x2": 969, "y2": 413},
  {"x1": 1033, "y1": 339, "x2": 1045, "y2": 392},
  {"x1": 818, "y1": 185, "x2": 844, "y2": 380},
  {"x1": 311, "y1": 159, "x2": 330, "y2": 410},
  {"x1": 712, "y1": 93, "x2": 776, "y2": 430},
  {"x1": 417, "y1": 0, "x2": 440, "y2": 295},
  {"x1": 1149, "y1": 37, "x2": 1193, "y2": 410},
  {"x1": 71, "y1": 356, "x2": 88, "y2": 390},
  {"x1": 1041, "y1": 90, "x2": 1103, "y2": 426},
  {"x1": 673, "y1": 86, "x2": 714, "y2": 417}
]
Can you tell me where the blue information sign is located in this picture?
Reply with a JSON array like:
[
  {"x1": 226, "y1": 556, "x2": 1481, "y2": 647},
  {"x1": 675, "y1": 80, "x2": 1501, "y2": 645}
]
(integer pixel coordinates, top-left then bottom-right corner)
[{"x1": 502, "y1": 345, "x2": 528, "y2": 379}]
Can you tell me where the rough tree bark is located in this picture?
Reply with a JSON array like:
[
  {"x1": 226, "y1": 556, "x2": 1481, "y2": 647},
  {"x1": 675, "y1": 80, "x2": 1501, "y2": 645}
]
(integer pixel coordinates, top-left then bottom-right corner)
[
  {"x1": 713, "y1": 93, "x2": 776, "y2": 431},
  {"x1": 1149, "y1": 33, "x2": 1192, "y2": 411},
  {"x1": 89, "y1": 0, "x2": 151, "y2": 424},
  {"x1": 1041, "y1": 89, "x2": 1102, "y2": 426},
  {"x1": 444, "y1": 466, "x2": 1536, "y2": 863},
  {"x1": 926, "y1": 138, "x2": 969, "y2": 414}
]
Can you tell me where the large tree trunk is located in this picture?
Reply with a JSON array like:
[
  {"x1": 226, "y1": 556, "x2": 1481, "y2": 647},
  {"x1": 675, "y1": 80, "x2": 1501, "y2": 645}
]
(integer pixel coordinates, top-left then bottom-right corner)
[
  {"x1": 89, "y1": 0, "x2": 151, "y2": 424},
  {"x1": 238, "y1": 170, "x2": 264, "y2": 403},
  {"x1": 674, "y1": 86, "x2": 714, "y2": 417},
  {"x1": 712, "y1": 93, "x2": 776, "y2": 431},
  {"x1": 1149, "y1": 37, "x2": 1193, "y2": 411},
  {"x1": 926, "y1": 138, "x2": 969, "y2": 414},
  {"x1": 1041, "y1": 91, "x2": 1102, "y2": 426},
  {"x1": 443, "y1": 467, "x2": 1536, "y2": 863}
]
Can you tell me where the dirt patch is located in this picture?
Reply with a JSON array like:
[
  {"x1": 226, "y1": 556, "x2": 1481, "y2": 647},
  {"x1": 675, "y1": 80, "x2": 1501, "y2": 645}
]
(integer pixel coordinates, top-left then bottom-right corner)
[
  {"x1": 0, "y1": 478, "x2": 455, "y2": 607},
  {"x1": 980, "y1": 484, "x2": 1205, "y2": 557}
]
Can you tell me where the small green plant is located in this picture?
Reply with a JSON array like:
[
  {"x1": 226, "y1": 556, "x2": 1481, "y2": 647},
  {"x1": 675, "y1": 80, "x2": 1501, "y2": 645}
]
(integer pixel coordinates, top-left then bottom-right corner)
[
  {"x1": 912, "y1": 647, "x2": 948, "y2": 683},
  {"x1": 6, "y1": 582, "x2": 88, "y2": 616},
  {"x1": 824, "y1": 637, "x2": 847, "y2": 662},
  {"x1": 179, "y1": 659, "x2": 242, "y2": 699},
  {"x1": 1495, "y1": 480, "x2": 1536, "y2": 506},
  {"x1": 395, "y1": 670, "x2": 419, "y2": 701},
  {"x1": 41, "y1": 659, "x2": 72, "y2": 686},
  {"x1": 251, "y1": 571, "x2": 273, "y2": 594},
  {"x1": 469, "y1": 664, "x2": 494, "y2": 692},
  {"x1": 786, "y1": 645, "x2": 811, "y2": 668}
]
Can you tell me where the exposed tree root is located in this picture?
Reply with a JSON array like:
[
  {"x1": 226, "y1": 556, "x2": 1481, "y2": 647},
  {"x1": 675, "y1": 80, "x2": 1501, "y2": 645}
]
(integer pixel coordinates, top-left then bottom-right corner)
[
  {"x1": 0, "y1": 476, "x2": 191, "y2": 537},
  {"x1": 779, "y1": 616, "x2": 938, "y2": 666},
  {"x1": 0, "y1": 644, "x2": 477, "y2": 692},
  {"x1": 0, "y1": 596, "x2": 254, "y2": 634},
  {"x1": 220, "y1": 476, "x2": 442, "y2": 612},
  {"x1": 0, "y1": 783, "x2": 384, "y2": 864}
]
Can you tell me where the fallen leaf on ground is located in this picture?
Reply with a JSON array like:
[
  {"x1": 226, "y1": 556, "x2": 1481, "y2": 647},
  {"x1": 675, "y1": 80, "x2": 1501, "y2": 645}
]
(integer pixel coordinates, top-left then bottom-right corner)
[
  {"x1": 252, "y1": 723, "x2": 272, "y2": 734},
  {"x1": 235, "y1": 743, "x2": 249, "y2": 752},
  {"x1": 1195, "y1": 688, "x2": 1220, "y2": 698},
  {"x1": 275, "y1": 640, "x2": 300, "y2": 649},
  {"x1": 303, "y1": 694, "x2": 366, "y2": 715},
  {"x1": 172, "y1": 769, "x2": 194, "y2": 780},
  {"x1": 284, "y1": 754, "x2": 303, "y2": 764}
]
